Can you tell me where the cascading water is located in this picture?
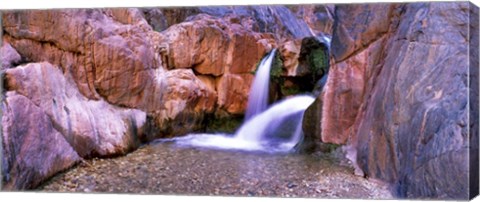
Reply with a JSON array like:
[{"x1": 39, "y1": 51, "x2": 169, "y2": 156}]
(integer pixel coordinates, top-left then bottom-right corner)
[
  {"x1": 165, "y1": 49, "x2": 314, "y2": 153},
  {"x1": 245, "y1": 49, "x2": 277, "y2": 120}
]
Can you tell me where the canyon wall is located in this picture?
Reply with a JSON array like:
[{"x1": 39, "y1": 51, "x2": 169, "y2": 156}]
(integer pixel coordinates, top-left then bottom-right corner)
[
  {"x1": 1, "y1": 3, "x2": 478, "y2": 199},
  {"x1": 304, "y1": 2, "x2": 478, "y2": 199},
  {"x1": 1, "y1": 5, "x2": 332, "y2": 190}
]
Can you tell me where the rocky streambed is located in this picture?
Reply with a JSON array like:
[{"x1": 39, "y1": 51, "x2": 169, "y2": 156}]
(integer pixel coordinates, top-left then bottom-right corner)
[{"x1": 39, "y1": 141, "x2": 393, "y2": 199}]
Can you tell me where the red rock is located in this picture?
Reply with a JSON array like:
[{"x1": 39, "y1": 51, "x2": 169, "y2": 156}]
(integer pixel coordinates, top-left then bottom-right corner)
[
  {"x1": 2, "y1": 9, "x2": 160, "y2": 107},
  {"x1": 2, "y1": 9, "x2": 222, "y2": 142},
  {"x1": 162, "y1": 14, "x2": 272, "y2": 76},
  {"x1": 4, "y1": 62, "x2": 146, "y2": 157},
  {"x1": 308, "y1": 2, "x2": 477, "y2": 199},
  {"x1": 279, "y1": 39, "x2": 302, "y2": 76},
  {"x1": 216, "y1": 73, "x2": 254, "y2": 115},
  {"x1": 330, "y1": 3, "x2": 396, "y2": 62},
  {"x1": 141, "y1": 69, "x2": 217, "y2": 140},
  {"x1": 2, "y1": 92, "x2": 81, "y2": 190}
]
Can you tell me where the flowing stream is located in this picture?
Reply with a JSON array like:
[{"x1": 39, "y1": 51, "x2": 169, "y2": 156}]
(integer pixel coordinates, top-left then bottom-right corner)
[
  {"x1": 39, "y1": 41, "x2": 394, "y2": 198},
  {"x1": 164, "y1": 49, "x2": 313, "y2": 153}
]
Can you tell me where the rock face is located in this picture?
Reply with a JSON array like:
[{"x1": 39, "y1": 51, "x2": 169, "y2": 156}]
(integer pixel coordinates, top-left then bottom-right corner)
[
  {"x1": 1, "y1": 41, "x2": 22, "y2": 70},
  {"x1": 1, "y1": 5, "x2": 331, "y2": 190},
  {"x1": 144, "y1": 5, "x2": 324, "y2": 41},
  {"x1": 161, "y1": 14, "x2": 271, "y2": 76},
  {"x1": 4, "y1": 62, "x2": 146, "y2": 157},
  {"x1": 2, "y1": 92, "x2": 81, "y2": 190},
  {"x1": 2, "y1": 9, "x2": 158, "y2": 107},
  {"x1": 141, "y1": 69, "x2": 217, "y2": 140},
  {"x1": 305, "y1": 2, "x2": 478, "y2": 199},
  {"x1": 288, "y1": 4, "x2": 335, "y2": 36},
  {"x1": 158, "y1": 14, "x2": 275, "y2": 115}
]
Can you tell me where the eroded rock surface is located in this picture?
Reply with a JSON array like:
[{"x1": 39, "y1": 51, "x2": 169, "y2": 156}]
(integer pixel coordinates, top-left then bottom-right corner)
[
  {"x1": 1, "y1": 41, "x2": 22, "y2": 70},
  {"x1": 307, "y1": 2, "x2": 478, "y2": 199},
  {"x1": 2, "y1": 92, "x2": 81, "y2": 190},
  {"x1": 4, "y1": 62, "x2": 146, "y2": 157}
]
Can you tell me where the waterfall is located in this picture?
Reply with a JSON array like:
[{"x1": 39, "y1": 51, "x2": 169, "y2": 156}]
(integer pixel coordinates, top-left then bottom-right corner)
[
  {"x1": 166, "y1": 49, "x2": 314, "y2": 153},
  {"x1": 169, "y1": 95, "x2": 314, "y2": 153},
  {"x1": 245, "y1": 49, "x2": 277, "y2": 120}
]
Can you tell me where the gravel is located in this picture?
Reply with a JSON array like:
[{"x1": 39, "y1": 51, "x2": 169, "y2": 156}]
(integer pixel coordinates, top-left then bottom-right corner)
[{"x1": 39, "y1": 141, "x2": 394, "y2": 199}]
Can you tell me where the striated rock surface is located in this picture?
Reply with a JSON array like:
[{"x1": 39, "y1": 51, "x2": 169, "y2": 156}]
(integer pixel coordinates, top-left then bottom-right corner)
[
  {"x1": 145, "y1": 5, "x2": 318, "y2": 41},
  {"x1": 307, "y1": 2, "x2": 478, "y2": 199},
  {"x1": 288, "y1": 5, "x2": 335, "y2": 36},
  {"x1": 2, "y1": 9, "x2": 159, "y2": 107},
  {"x1": 161, "y1": 14, "x2": 271, "y2": 76},
  {"x1": 1, "y1": 5, "x2": 337, "y2": 191},
  {"x1": 330, "y1": 3, "x2": 395, "y2": 62},
  {"x1": 2, "y1": 92, "x2": 81, "y2": 190},
  {"x1": 159, "y1": 14, "x2": 274, "y2": 114},
  {"x1": 142, "y1": 69, "x2": 217, "y2": 140},
  {"x1": 216, "y1": 73, "x2": 254, "y2": 115},
  {"x1": 4, "y1": 62, "x2": 146, "y2": 157}
]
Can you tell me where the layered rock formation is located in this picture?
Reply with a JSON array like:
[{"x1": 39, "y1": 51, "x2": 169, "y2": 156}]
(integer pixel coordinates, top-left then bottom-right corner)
[
  {"x1": 2, "y1": 3, "x2": 477, "y2": 199},
  {"x1": 304, "y1": 2, "x2": 479, "y2": 199}
]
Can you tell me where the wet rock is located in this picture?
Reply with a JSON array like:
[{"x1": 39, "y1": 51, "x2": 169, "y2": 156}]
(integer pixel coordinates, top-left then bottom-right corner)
[
  {"x1": 2, "y1": 92, "x2": 81, "y2": 190},
  {"x1": 4, "y1": 62, "x2": 146, "y2": 157},
  {"x1": 302, "y1": 94, "x2": 323, "y2": 145},
  {"x1": 40, "y1": 142, "x2": 394, "y2": 199},
  {"x1": 141, "y1": 69, "x2": 216, "y2": 140}
]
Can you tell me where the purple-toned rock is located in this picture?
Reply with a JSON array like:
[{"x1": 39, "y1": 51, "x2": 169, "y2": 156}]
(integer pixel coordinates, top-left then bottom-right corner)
[
  {"x1": 1, "y1": 41, "x2": 21, "y2": 69},
  {"x1": 2, "y1": 92, "x2": 81, "y2": 190},
  {"x1": 307, "y1": 2, "x2": 477, "y2": 199},
  {"x1": 4, "y1": 62, "x2": 146, "y2": 157}
]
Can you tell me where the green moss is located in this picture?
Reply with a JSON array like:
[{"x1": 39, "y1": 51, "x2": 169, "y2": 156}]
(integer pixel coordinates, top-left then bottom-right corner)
[
  {"x1": 308, "y1": 47, "x2": 329, "y2": 81},
  {"x1": 322, "y1": 143, "x2": 341, "y2": 153},
  {"x1": 205, "y1": 116, "x2": 244, "y2": 134},
  {"x1": 270, "y1": 53, "x2": 285, "y2": 86},
  {"x1": 280, "y1": 85, "x2": 301, "y2": 96},
  {"x1": 251, "y1": 53, "x2": 286, "y2": 84}
]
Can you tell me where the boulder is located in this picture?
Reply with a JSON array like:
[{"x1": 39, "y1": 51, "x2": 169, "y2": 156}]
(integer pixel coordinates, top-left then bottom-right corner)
[
  {"x1": 216, "y1": 73, "x2": 254, "y2": 115},
  {"x1": 2, "y1": 92, "x2": 81, "y2": 190},
  {"x1": 2, "y1": 9, "x2": 160, "y2": 107},
  {"x1": 279, "y1": 39, "x2": 302, "y2": 76},
  {"x1": 141, "y1": 69, "x2": 217, "y2": 140},
  {"x1": 161, "y1": 14, "x2": 271, "y2": 76},
  {"x1": 2, "y1": 8, "x2": 221, "y2": 141},
  {"x1": 4, "y1": 62, "x2": 146, "y2": 157},
  {"x1": 1, "y1": 41, "x2": 22, "y2": 70}
]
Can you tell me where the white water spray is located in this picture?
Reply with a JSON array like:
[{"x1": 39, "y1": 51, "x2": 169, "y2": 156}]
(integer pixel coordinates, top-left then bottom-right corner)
[
  {"x1": 166, "y1": 50, "x2": 314, "y2": 153},
  {"x1": 245, "y1": 49, "x2": 277, "y2": 120}
]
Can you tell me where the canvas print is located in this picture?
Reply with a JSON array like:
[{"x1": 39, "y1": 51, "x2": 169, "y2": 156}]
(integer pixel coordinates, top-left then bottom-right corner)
[{"x1": 0, "y1": 1, "x2": 479, "y2": 200}]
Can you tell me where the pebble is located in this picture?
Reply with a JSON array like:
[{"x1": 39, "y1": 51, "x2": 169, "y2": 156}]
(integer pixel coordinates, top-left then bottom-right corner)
[{"x1": 39, "y1": 143, "x2": 394, "y2": 199}]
